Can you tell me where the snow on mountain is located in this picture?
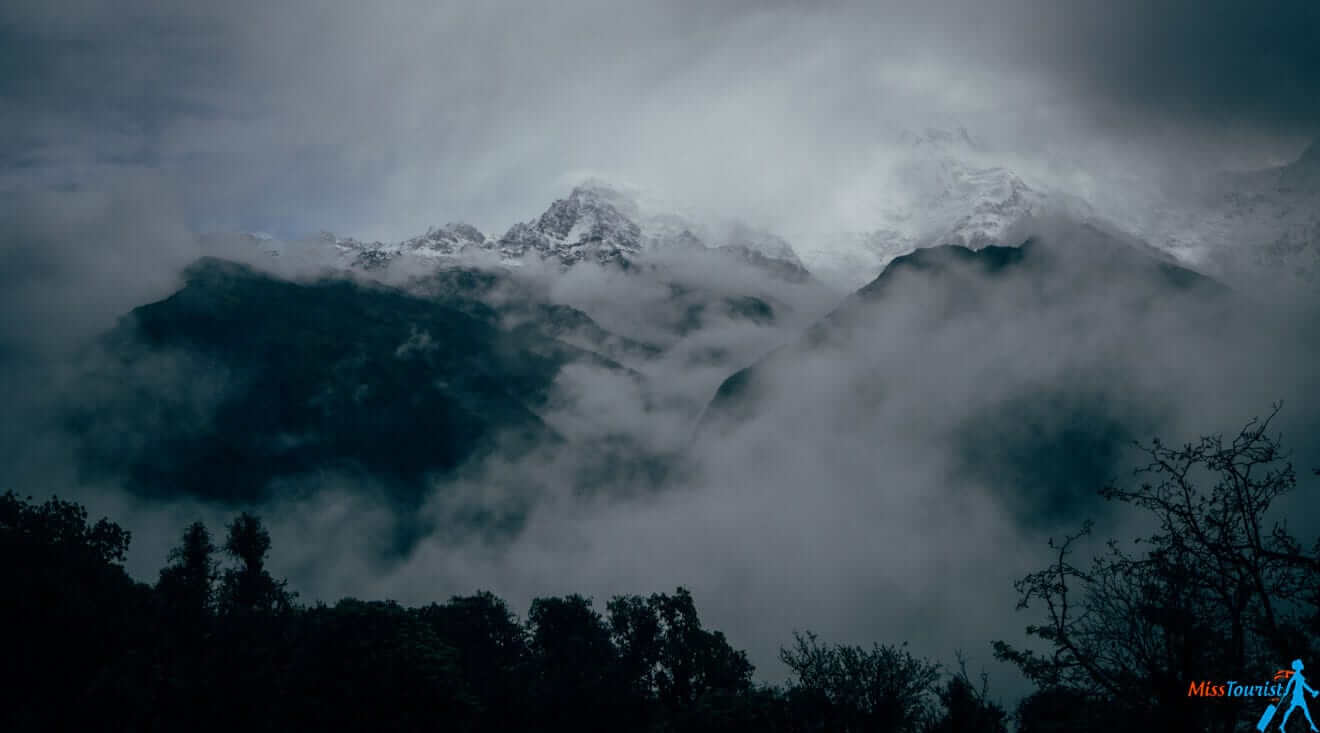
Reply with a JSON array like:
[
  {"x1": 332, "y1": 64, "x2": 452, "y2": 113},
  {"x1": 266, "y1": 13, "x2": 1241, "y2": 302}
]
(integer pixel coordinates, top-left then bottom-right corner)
[
  {"x1": 490, "y1": 181, "x2": 811, "y2": 277},
  {"x1": 261, "y1": 180, "x2": 811, "y2": 278},
  {"x1": 917, "y1": 165, "x2": 1045, "y2": 250},
  {"x1": 793, "y1": 127, "x2": 1318, "y2": 298},
  {"x1": 1137, "y1": 140, "x2": 1320, "y2": 295},
  {"x1": 797, "y1": 128, "x2": 1057, "y2": 291},
  {"x1": 321, "y1": 223, "x2": 494, "y2": 269},
  {"x1": 231, "y1": 132, "x2": 1103, "y2": 293},
  {"x1": 402, "y1": 222, "x2": 491, "y2": 256},
  {"x1": 496, "y1": 182, "x2": 645, "y2": 265},
  {"x1": 225, "y1": 128, "x2": 1318, "y2": 299}
]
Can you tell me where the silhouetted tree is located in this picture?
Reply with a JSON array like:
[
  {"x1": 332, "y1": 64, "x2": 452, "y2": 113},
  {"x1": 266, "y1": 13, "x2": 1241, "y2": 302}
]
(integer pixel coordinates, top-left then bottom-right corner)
[
  {"x1": 780, "y1": 631, "x2": 941, "y2": 732},
  {"x1": 652, "y1": 588, "x2": 754, "y2": 712},
  {"x1": 158, "y1": 521, "x2": 217, "y2": 628},
  {"x1": 995, "y1": 406, "x2": 1320, "y2": 733},
  {"x1": 0, "y1": 492, "x2": 153, "y2": 730},
  {"x1": 280, "y1": 599, "x2": 475, "y2": 732},
  {"x1": 923, "y1": 654, "x2": 1008, "y2": 733},
  {"x1": 153, "y1": 521, "x2": 220, "y2": 725},
  {"x1": 217, "y1": 512, "x2": 292, "y2": 616},
  {"x1": 420, "y1": 591, "x2": 531, "y2": 731},
  {"x1": 207, "y1": 512, "x2": 295, "y2": 729},
  {"x1": 608, "y1": 592, "x2": 664, "y2": 703},
  {"x1": 5, "y1": 494, "x2": 825, "y2": 731},
  {"x1": 1013, "y1": 686, "x2": 1121, "y2": 733},
  {"x1": 607, "y1": 588, "x2": 757, "y2": 729},
  {"x1": 527, "y1": 594, "x2": 619, "y2": 731}
]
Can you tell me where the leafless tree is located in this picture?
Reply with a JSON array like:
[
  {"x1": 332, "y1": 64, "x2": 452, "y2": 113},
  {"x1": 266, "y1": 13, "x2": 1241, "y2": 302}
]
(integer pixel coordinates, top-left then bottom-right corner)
[{"x1": 996, "y1": 406, "x2": 1320, "y2": 733}]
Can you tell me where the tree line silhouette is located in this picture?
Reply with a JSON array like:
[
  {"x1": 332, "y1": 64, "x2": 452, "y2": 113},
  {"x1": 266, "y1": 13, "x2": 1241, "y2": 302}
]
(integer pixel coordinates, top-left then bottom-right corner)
[{"x1": 2, "y1": 409, "x2": 1316, "y2": 731}]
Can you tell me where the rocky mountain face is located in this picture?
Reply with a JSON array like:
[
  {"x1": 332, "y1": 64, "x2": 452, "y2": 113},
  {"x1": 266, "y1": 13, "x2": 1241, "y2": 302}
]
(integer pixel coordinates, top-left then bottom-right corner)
[
  {"x1": 318, "y1": 222, "x2": 492, "y2": 270},
  {"x1": 270, "y1": 181, "x2": 811, "y2": 280},
  {"x1": 496, "y1": 183, "x2": 645, "y2": 265}
]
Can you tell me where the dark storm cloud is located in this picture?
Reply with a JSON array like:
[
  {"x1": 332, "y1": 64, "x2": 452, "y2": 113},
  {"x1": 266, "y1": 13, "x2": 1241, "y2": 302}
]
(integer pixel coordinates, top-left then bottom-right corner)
[{"x1": 1012, "y1": 0, "x2": 1320, "y2": 139}]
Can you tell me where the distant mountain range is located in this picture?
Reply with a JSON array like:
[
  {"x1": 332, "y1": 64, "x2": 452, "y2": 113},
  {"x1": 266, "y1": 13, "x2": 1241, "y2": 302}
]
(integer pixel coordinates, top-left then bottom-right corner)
[
  {"x1": 234, "y1": 129, "x2": 1319, "y2": 299},
  {"x1": 64, "y1": 129, "x2": 1320, "y2": 550},
  {"x1": 252, "y1": 181, "x2": 812, "y2": 283}
]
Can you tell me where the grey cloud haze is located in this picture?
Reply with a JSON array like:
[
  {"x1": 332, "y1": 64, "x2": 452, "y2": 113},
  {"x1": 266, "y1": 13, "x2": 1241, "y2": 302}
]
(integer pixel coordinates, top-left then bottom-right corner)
[
  {"x1": 3, "y1": 0, "x2": 1320, "y2": 705},
  {"x1": 5, "y1": 1, "x2": 1317, "y2": 241}
]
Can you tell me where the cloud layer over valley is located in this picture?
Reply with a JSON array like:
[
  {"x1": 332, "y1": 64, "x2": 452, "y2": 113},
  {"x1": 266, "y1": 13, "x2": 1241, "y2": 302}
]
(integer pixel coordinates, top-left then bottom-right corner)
[{"x1": 3, "y1": 0, "x2": 1319, "y2": 699}]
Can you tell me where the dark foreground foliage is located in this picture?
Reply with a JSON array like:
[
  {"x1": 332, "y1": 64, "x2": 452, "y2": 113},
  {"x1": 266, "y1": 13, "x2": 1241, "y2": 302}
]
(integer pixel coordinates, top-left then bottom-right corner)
[
  {"x1": 0, "y1": 491, "x2": 1005, "y2": 732},
  {"x1": 2, "y1": 409, "x2": 1315, "y2": 732},
  {"x1": 997, "y1": 406, "x2": 1320, "y2": 733}
]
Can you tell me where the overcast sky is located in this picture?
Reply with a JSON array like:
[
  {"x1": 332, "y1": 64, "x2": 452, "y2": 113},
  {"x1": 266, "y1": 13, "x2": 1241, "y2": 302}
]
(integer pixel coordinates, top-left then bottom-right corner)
[
  {"x1": 3, "y1": 0, "x2": 1317, "y2": 241},
  {"x1": 3, "y1": 0, "x2": 1320, "y2": 699}
]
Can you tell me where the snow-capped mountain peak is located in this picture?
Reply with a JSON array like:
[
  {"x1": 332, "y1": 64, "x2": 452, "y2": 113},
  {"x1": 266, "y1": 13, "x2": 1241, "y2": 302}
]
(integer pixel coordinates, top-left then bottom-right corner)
[
  {"x1": 494, "y1": 181, "x2": 811, "y2": 275},
  {"x1": 497, "y1": 183, "x2": 645, "y2": 265},
  {"x1": 917, "y1": 165, "x2": 1045, "y2": 250},
  {"x1": 402, "y1": 222, "x2": 490, "y2": 255},
  {"x1": 797, "y1": 129, "x2": 1058, "y2": 291},
  {"x1": 308, "y1": 223, "x2": 494, "y2": 269},
  {"x1": 235, "y1": 180, "x2": 810, "y2": 278}
]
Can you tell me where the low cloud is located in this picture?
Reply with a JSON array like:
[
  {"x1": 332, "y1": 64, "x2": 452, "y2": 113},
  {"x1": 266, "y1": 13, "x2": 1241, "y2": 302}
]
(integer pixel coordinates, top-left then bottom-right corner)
[{"x1": 3, "y1": 0, "x2": 1319, "y2": 704}]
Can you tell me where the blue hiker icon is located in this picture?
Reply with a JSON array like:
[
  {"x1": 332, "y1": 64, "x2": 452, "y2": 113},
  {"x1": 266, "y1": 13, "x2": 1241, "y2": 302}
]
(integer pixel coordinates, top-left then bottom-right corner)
[{"x1": 1279, "y1": 659, "x2": 1320, "y2": 732}]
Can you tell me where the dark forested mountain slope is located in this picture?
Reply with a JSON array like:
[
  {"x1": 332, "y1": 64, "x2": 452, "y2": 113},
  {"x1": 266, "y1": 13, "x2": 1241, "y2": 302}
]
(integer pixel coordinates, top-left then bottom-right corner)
[{"x1": 68, "y1": 258, "x2": 633, "y2": 510}]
